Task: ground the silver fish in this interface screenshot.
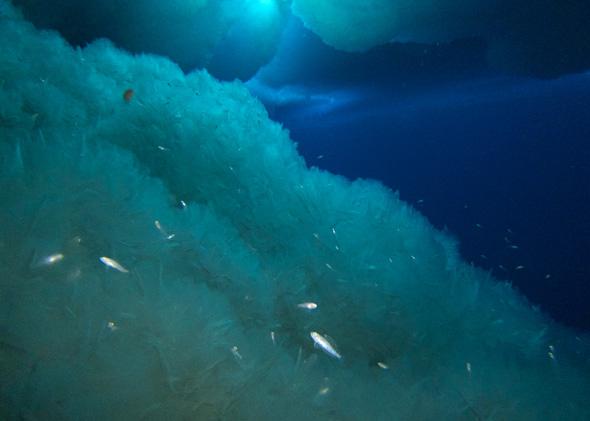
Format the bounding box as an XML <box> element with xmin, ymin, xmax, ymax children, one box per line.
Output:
<box><xmin>99</xmin><ymin>256</ymin><xmax>129</xmax><ymax>273</ymax></box>
<box><xmin>310</xmin><ymin>331</ymin><xmax>341</xmax><ymax>360</ymax></box>
<box><xmin>40</xmin><ymin>253</ymin><xmax>64</xmax><ymax>266</ymax></box>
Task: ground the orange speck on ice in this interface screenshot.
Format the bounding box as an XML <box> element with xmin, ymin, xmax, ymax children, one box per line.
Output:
<box><xmin>123</xmin><ymin>88</ymin><xmax>134</xmax><ymax>102</ymax></box>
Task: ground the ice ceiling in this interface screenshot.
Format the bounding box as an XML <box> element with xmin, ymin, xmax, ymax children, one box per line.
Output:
<box><xmin>11</xmin><ymin>0</ymin><xmax>590</xmax><ymax>79</ymax></box>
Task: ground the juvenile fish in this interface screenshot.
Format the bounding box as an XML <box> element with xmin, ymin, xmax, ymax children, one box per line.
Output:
<box><xmin>99</xmin><ymin>256</ymin><xmax>129</xmax><ymax>273</ymax></box>
<box><xmin>297</xmin><ymin>302</ymin><xmax>318</xmax><ymax>310</ymax></box>
<box><xmin>40</xmin><ymin>253</ymin><xmax>64</xmax><ymax>266</ymax></box>
<box><xmin>310</xmin><ymin>331</ymin><xmax>341</xmax><ymax>360</ymax></box>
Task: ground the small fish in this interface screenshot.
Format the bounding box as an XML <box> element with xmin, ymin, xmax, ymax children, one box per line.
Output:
<box><xmin>377</xmin><ymin>362</ymin><xmax>389</xmax><ymax>370</ymax></box>
<box><xmin>270</xmin><ymin>331</ymin><xmax>276</xmax><ymax>345</ymax></box>
<box><xmin>123</xmin><ymin>88</ymin><xmax>134</xmax><ymax>103</ymax></box>
<box><xmin>154</xmin><ymin>220</ymin><xmax>175</xmax><ymax>240</ymax></box>
<box><xmin>99</xmin><ymin>256</ymin><xmax>129</xmax><ymax>273</ymax></box>
<box><xmin>317</xmin><ymin>386</ymin><xmax>330</xmax><ymax>395</ymax></box>
<box><xmin>545</xmin><ymin>273</ymin><xmax>551</xmax><ymax>279</ymax></box>
<box><xmin>65</xmin><ymin>306</ymin><xmax>77</xmax><ymax>319</ymax></box>
<box><xmin>466</xmin><ymin>362</ymin><xmax>472</xmax><ymax>374</ymax></box>
<box><xmin>515</xmin><ymin>265</ymin><xmax>525</xmax><ymax>270</ymax></box>
<box><xmin>297</xmin><ymin>302</ymin><xmax>318</xmax><ymax>310</ymax></box>
<box><xmin>40</xmin><ymin>253</ymin><xmax>64</xmax><ymax>266</ymax></box>
<box><xmin>231</xmin><ymin>345</ymin><xmax>242</xmax><ymax>360</ymax></box>
<box><xmin>310</xmin><ymin>331</ymin><xmax>342</xmax><ymax>360</ymax></box>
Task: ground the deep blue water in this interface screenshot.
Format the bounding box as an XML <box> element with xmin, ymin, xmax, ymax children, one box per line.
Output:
<box><xmin>266</xmin><ymin>74</ymin><xmax>590</xmax><ymax>331</ymax></box>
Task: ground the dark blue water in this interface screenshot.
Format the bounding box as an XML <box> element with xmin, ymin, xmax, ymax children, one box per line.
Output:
<box><xmin>267</xmin><ymin>74</ymin><xmax>590</xmax><ymax>331</ymax></box>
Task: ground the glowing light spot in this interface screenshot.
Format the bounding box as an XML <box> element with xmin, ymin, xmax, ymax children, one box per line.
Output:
<box><xmin>248</xmin><ymin>0</ymin><xmax>279</xmax><ymax>22</ymax></box>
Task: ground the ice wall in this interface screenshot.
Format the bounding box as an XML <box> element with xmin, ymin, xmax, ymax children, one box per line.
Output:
<box><xmin>1</xmin><ymin>2</ymin><xmax>589</xmax><ymax>419</ymax></box>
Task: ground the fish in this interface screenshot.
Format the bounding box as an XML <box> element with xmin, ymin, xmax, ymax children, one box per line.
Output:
<box><xmin>231</xmin><ymin>345</ymin><xmax>243</xmax><ymax>360</ymax></box>
<box><xmin>99</xmin><ymin>256</ymin><xmax>129</xmax><ymax>273</ymax></box>
<box><xmin>310</xmin><ymin>331</ymin><xmax>341</xmax><ymax>360</ymax></box>
<box><xmin>154</xmin><ymin>220</ymin><xmax>176</xmax><ymax>240</ymax></box>
<box><xmin>40</xmin><ymin>253</ymin><xmax>64</xmax><ymax>266</ymax></box>
<box><xmin>297</xmin><ymin>302</ymin><xmax>318</xmax><ymax>310</ymax></box>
